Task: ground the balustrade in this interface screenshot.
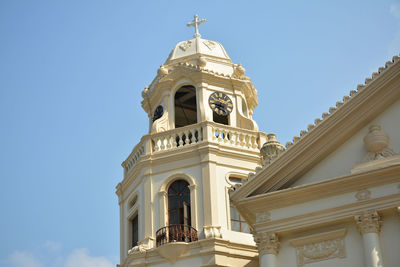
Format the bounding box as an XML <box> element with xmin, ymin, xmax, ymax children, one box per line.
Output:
<box><xmin>156</xmin><ymin>224</ymin><xmax>198</xmax><ymax>247</ymax></box>
<box><xmin>123</xmin><ymin>122</ymin><xmax>263</xmax><ymax>176</ymax></box>
<box><xmin>212</xmin><ymin>125</ymin><xmax>259</xmax><ymax>149</ymax></box>
<box><xmin>152</xmin><ymin>125</ymin><xmax>203</xmax><ymax>152</ymax></box>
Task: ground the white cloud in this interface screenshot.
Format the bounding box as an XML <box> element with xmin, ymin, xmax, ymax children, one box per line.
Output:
<box><xmin>42</xmin><ymin>241</ymin><xmax>62</xmax><ymax>253</ymax></box>
<box><xmin>7</xmin><ymin>246</ymin><xmax>114</xmax><ymax>267</ymax></box>
<box><xmin>64</xmin><ymin>249</ymin><xmax>113</xmax><ymax>267</ymax></box>
<box><xmin>390</xmin><ymin>3</ymin><xmax>400</xmax><ymax>19</ymax></box>
<box><xmin>8</xmin><ymin>251</ymin><xmax>44</xmax><ymax>267</ymax></box>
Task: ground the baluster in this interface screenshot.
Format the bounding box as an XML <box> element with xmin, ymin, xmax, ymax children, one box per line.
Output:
<box><xmin>172</xmin><ymin>134</ymin><xmax>178</xmax><ymax>148</ymax></box>
<box><xmin>185</xmin><ymin>130</ymin><xmax>190</xmax><ymax>145</ymax></box>
<box><xmin>154</xmin><ymin>138</ymin><xmax>160</xmax><ymax>151</ymax></box>
<box><xmin>240</xmin><ymin>134</ymin><xmax>245</xmax><ymax>146</ymax></box>
<box><xmin>178</xmin><ymin>132</ymin><xmax>184</xmax><ymax>147</ymax></box>
<box><xmin>245</xmin><ymin>135</ymin><xmax>250</xmax><ymax>148</ymax></box>
<box><xmin>223</xmin><ymin>130</ymin><xmax>228</xmax><ymax>143</ymax></box>
<box><xmin>166</xmin><ymin>135</ymin><xmax>172</xmax><ymax>149</ymax></box>
<box><xmin>251</xmin><ymin>136</ymin><xmax>257</xmax><ymax>148</ymax></box>
<box><xmin>229</xmin><ymin>131</ymin><xmax>235</xmax><ymax>144</ymax></box>
<box><xmin>160</xmin><ymin>137</ymin><xmax>166</xmax><ymax>150</ymax></box>
<box><xmin>190</xmin><ymin>129</ymin><xmax>196</xmax><ymax>143</ymax></box>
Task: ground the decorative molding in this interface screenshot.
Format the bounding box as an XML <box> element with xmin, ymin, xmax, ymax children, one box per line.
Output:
<box><xmin>253</xmin><ymin>232</ymin><xmax>279</xmax><ymax>256</ymax></box>
<box><xmin>151</xmin><ymin>110</ymin><xmax>169</xmax><ymax>133</ymax></box>
<box><xmin>179</xmin><ymin>40</ymin><xmax>192</xmax><ymax>51</ymax></box>
<box><xmin>290</xmin><ymin>229</ymin><xmax>347</xmax><ymax>267</ymax></box>
<box><xmin>355</xmin><ymin>189</ymin><xmax>371</xmax><ymax>201</ymax></box>
<box><xmin>255</xmin><ymin>211</ymin><xmax>271</xmax><ymax>224</ymax></box>
<box><xmin>203</xmin><ymin>226</ymin><xmax>222</xmax><ymax>239</ymax></box>
<box><xmin>355</xmin><ymin>210</ymin><xmax>382</xmax><ymax>234</ymax></box>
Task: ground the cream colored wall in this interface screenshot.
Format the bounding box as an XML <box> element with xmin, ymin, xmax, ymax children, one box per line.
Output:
<box><xmin>275</xmin><ymin>212</ymin><xmax>400</xmax><ymax>267</ymax></box>
<box><xmin>380</xmin><ymin>212</ymin><xmax>400</xmax><ymax>266</ymax></box>
<box><xmin>291</xmin><ymin>99</ymin><xmax>400</xmax><ymax>187</ymax></box>
<box><xmin>277</xmin><ymin>222</ymin><xmax>365</xmax><ymax>267</ymax></box>
<box><xmin>269</xmin><ymin>182</ymin><xmax>398</xmax><ymax>222</ymax></box>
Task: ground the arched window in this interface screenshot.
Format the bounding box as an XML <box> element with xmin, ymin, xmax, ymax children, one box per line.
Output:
<box><xmin>168</xmin><ymin>180</ymin><xmax>191</xmax><ymax>226</ymax></box>
<box><xmin>174</xmin><ymin>85</ymin><xmax>197</xmax><ymax>128</ymax></box>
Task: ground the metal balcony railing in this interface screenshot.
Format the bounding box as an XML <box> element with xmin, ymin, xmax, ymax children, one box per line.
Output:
<box><xmin>156</xmin><ymin>224</ymin><xmax>198</xmax><ymax>247</ymax></box>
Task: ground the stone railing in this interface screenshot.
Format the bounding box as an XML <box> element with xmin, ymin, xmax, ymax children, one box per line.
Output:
<box><xmin>211</xmin><ymin>123</ymin><xmax>260</xmax><ymax>150</ymax></box>
<box><xmin>122</xmin><ymin>141</ymin><xmax>146</xmax><ymax>175</ymax></box>
<box><xmin>123</xmin><ymin>122</ymin><xmax>266</xmax><ymax>176</ymax></box>
<box><xmin>152</xmin><ymin>124</ymin><xmax>203</xmax><ymax>152</ymax></box>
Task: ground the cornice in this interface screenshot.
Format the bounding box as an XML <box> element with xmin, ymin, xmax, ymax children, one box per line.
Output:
<box><xmin>232</xmin><ymin>58</ymin><xmax>400</xmax><ymax>200</ymax></box>
<box><xmin>143</xmin><ymin>64</ymin><xmax>258</xmax><ymax>115</ymax></box>
<box><xmin>253</xmin><ymin>194</ymin><xmax>400</xmax><ymax>234</ymax></box>
<box><xmin>235</xmin><ymin>164</ymin><xmax>400</xmax><ymax>212</ymax></box>
<box><xmin>123</xmin><ymin>238</ymin><xmax>258</xmax><ymax>267</ymax></box>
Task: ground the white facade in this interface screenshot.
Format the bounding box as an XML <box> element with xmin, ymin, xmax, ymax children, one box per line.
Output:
<box><xmin>116</xmin><ymin>16</ymin><xmax>266</xmax><ymax>267</ymax></box>
<box><xmin>117</xmin><ymin>15</ymin><xmax>400</xmax><ymax>267</ymax></box>
<box><xmin>231</xmin><ymin>55</ymin><xmax>400</xmax><ymax>267</ymax></box>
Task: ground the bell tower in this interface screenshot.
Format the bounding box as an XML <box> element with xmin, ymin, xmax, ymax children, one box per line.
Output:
<box><xmin>116</xmin><ymin>15</ymin><xmax>267</xmax><ymax>267</ymax></box>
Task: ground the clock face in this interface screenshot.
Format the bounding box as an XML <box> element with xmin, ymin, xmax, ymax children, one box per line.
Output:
<box><xmin>153</xmin><ymin>105</ymin><xmax>164</xmax><ymax>122</ymax></box>
<box><xmin>208</xmin><ymin>92</ymin><xmax>233</xmax><ymax>116</ymax></box>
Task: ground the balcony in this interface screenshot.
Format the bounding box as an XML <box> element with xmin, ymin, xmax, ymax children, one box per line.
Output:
<box><xmin>122</xmin><ymin>121</ymin><xmax>267</xmax><ymax>176</ymax></box>
<box><xmin>156</xmin><ymin>224</ymin><xmax>198</xmax><ymax>247</ymax></box>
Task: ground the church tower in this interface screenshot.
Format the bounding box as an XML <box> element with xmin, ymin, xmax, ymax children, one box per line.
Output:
<box><xmin>116</xmin><ymin>15</ymin><xmax>268</xmax><ymax>267</ymax></box>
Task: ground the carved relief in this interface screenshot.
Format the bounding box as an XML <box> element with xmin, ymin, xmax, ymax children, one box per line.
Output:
<box><xmin>203</xmin><ymin>226</ymin><xmax>222</xmax><ymax>239</ymax></box>
<box><xmin>203</xmin><ymin>40</ymin><xmax>216</xmax><ymax>50</ymax></box>
<box><xmin>179</xmin><ymin>40</ymin><xmax>192</xmax><ymax>51</ymax></box>
<box><xmin>290</xmin><ymin>229</ymin><xmax>347</xmax><ymax>267</ymax></box>
<box><xmin>151</xmin><ymin>110</ymin><xmax>169</xmax><ymax>133</ymax></box>
<box><xmin>254</xmin><ymin>232</ymin><xmax>279</xmax><ymax>256</ymax></box>
<box><xmin>255</xmin><ymin>211</ymin><xmax>271</xmax><ymax>223</ymax></box>
<box><xmin>354</xmin><ymin>210</ymin><xmax>382</xmax><ymax>234</ymax></box>
<box><xmin>355</xmin><ymin>189</ymin><xmax>371</xmax><ymax>201</ymax></box>
<box><xmin>363</xmin><ymin>125</ymin><xmax>397</xmax><ymax>161</ymax></box>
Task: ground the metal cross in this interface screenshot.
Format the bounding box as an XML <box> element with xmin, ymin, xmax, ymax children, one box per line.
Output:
<box><xmin>187</xmin><ymin>14</ymin><xmax>206</xmax><ymax>38</ymax></box>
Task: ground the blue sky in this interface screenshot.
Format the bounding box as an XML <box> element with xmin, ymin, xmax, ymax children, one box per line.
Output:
<box><xmin>0</xmin><ymin>1</ymin><xmax>399</xmax><ymax>266</ymax></box>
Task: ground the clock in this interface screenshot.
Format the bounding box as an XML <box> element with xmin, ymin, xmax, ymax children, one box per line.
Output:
<box><xmin>208</xmin><ymin>92</ymin><xmax>233</xmax><ymax>116</ymax></box>
<box><xmin>153</xmin><ymin>105</ymin><xmax>164</xmax><ymax>122</ymax></box>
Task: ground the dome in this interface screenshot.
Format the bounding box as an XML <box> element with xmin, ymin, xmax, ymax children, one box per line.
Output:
<box><xmin>164</xmin><ymin>37</ymin><xmax>231</xmax><ymax>65</ymax></box>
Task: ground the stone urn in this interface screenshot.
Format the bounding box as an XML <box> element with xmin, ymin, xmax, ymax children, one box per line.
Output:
<box><xmin>363</xmin><ymin>125</ymin><xmax>389</xmax><ymax>153</ymax></box>
<box><xmin>234</xmin><ymin>63</ymin><xmax>245</xmax><ymax>78</ymax></box>
<box><xmin>260</xmin><ymin>133</ymin><xmax>285</xmax><ymax>165</ymax></box>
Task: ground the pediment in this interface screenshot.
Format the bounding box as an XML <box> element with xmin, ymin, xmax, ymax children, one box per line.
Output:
<box><xmin>230</xmin><ymin>56</ymin><xmax>400</xmax><ymax>201</ymax></box>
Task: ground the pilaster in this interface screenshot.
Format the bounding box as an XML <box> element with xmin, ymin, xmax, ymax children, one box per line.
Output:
<box><xmin>254</xmin><ymin>232</ymin><xmax>279</xmax><ymax>267</ymax></box>
<box><xmin>354</xmin><ymin>210</ymin><xmax>384</xmax><ymax>267</ymax></box>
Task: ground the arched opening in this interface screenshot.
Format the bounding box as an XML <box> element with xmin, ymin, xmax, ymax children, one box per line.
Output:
<box><xmin>174</xmin><ymin>85</ymin><xmax>197</xmax><ymax>128</ymax></box>
<box><xmin>213</xmin><ymin>111</ymin><xmax>229</xmax><ymax>125</ymax></box>
<box><xmin>168</xmin><ymin>180</ymin><xmax>191</xmax><ymax>226</ymax></box>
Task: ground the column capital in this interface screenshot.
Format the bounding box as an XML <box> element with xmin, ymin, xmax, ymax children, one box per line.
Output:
<box><xmin>354</xmin><ymin>210</ymin><xmax>382</xmax><ymax>234</ymax></box>
<box><xmin>254</xmin><ymin>232</ymin><xmax>280</xmax><ymax>256</ymax></box>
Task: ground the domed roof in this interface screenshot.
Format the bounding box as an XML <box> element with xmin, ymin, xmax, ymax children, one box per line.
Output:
<box><xmin>164</xmin><ymin>37</ymin><xmax>231</xmax><ymax>65</ymax></box>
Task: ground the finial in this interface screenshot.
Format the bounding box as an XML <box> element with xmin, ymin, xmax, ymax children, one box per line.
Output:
<box><xmin>187</xmin><ymin>14</ymin><xmax>206</xmax><ymax>38</ymax></box>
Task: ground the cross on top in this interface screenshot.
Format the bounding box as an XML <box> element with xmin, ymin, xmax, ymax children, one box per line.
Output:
<box><xmin>187</xmin><ymin>14</ymin><xmax>206</xmax><ymax>38</ymax></box>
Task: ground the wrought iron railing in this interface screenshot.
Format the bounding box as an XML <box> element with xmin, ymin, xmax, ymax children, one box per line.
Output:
<box><xmin>156</xmin><ymin>224</ymin><xmax>198</xmax><ymax>247</ymax></box>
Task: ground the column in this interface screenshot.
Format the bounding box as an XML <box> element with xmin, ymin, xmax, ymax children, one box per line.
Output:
<box><xmin>354</xmin><ymin>210</ymin><xmax>384</xmax><ymax>267</ymax></box>
<box><xmin>254</xmin><ymin>232</ymin><xmax>279</xmax><ymax>267</ymax></box>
